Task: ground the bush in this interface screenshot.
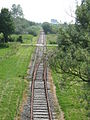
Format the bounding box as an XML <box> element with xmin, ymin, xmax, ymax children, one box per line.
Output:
<box><xmin>17</xmin><ymin>36</ymin><xmax>23</xmax><ymax>43</ymax></box>
<box><xmin>8</xmin><ymin>36</ymin><xmax>15</xmax><ymax>42</ymax></box>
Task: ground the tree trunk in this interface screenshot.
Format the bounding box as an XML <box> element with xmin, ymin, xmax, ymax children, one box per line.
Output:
<box><xmin>3</xmin><ymin>33</ymin><xmax>8</xmax><ymax>43</ymax></box>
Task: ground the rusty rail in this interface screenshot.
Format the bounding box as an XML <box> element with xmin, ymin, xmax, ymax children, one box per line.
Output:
<box><xmin>30</xmin><ymin>30</ymin><xmax>52</xmax><ymax>120</ymax></box>
<box><xmin>30</xmin><ymin>60</ymin><xmax>53</xmax><ymax>120</ymax></box>
<box><xmin>43</xmin><ymin>62</ymin><xmax>52</xmax><ymax>120</ymax></box>
<box><xmin>30</xmin><ymin>62</ymin><xmax>40</xmax><ymax>120</ymax></box>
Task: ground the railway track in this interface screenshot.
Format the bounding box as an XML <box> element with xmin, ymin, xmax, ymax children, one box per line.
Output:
<box><xmin>21</xmin><ymin>31</ymin><xmax>57</xmax><ymax>120</ymax></box>
<box><xmin>30</xmin><ymin>31</ymin><xmax>54</xmax><ymax>120</ymax></box>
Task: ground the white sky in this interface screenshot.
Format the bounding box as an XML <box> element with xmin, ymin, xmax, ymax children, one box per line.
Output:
<box><xmin>0</xmin><ymin>0</ymin><xmax>81</xmax><ymax>23</ymax></box>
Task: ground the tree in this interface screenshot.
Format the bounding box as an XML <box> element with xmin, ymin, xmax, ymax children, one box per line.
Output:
<box><xmin>42</xmin><ymin>22</ymin><xmax>52</xmax><ymax>34</ymax></box>
<box><xmin>11</xmin><ymin>4</ymin><xmax>24</xmax><ymax>18</ymax></box>
<box><xmin>0</xmin><ymin>8</ymin><xmax>15</xmax><ymax>42</ymax></box>
<box><xmin>76</xmin><ymin>0</ymin><xmax>90</xmax><ymax>30</ymax></box>
<box><xmin>49</xmin><ymin>0</ymin><xmax>90</xmax><ymax>83</ymax></box>
<box><xmin>75</xmin><ymin>0</ymin><xmax>90</xmax><ymax>48</ymax></box>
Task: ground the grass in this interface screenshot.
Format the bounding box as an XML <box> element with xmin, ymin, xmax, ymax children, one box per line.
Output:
<box><xmin>0</xmin><ymin>42</ymin><xmax>35</xmax><ymax>119</ymax></box>
<box><xmin>46</xmin><ymin>34</ymin><xmax>57</xmax><ymax>44</ymax></box>
<box><xmin>51</xmin><ymin>70</ymin><xmax>90</xmax><ymax>120</ymax></box>
<box><xmin>46</xmin><ymin>34</ymin><xmax>90</xmax><ymax>120</ymax></box>
<box><xmin>11</xmin><ymin>34</ymin><xmax>37</xmax><ymax>44</ymax></box>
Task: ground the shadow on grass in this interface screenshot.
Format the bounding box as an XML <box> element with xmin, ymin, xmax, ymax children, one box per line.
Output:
<box><xmin>0</xmin><ymin>43</ymin><xmax>9</xmax><ymax>49</ymax></box>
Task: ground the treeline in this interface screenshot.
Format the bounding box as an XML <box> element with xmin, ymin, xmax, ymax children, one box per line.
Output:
<box><xmin>14</xmin><ymin>17</ymin><xmax>38</xmax><ymax>35</ymax></box>
<box><xmin>0</xmin><ymin>4</ymin><xmax>40</xmax><ymax>43</ymax></box>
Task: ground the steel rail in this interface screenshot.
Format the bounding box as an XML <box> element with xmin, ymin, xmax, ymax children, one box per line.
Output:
<box><xmin>30</xmin><ymin>61</ymin><xmax>40</xmax><ymax>120</ymax></box>
<box><xmin>30</xmin><ymin>30</ymin><xmax>52</xmax><ymax>120</ymax></box>
<box><xmin>43</xmin><ymin>62</ymin><xmax>53</xmax><ymax>120</ymax></box>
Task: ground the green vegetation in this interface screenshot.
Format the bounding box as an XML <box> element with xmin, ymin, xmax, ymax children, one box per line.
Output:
<box><xmin>0</xmin><ymin>8</ymin><xmax>15</xmax><ymax>42</ymax></box>
<box><xmin>0</xmin><ymin>42</ymin><xmax>35</xmax><ymax>119</ymax></box>
<box><xmin>46</xmin><ymin>34</ymin><xmax>57</xmax><ymax>44</ymax></box>
<box><xmin>0</xmin><ymin>4</ymin><xmax>41</xmax><ymax>44</ymax></box>
<box><xmin>0</xmin><ymin>6</ymin><xmax>39</xmax><ymax>116</ymax></box>
<box><xmin>0</xmin><ymin>0</ymin><xmax>90</xmax><ymax>120</ymax></box>
<box><xmin>47</xmin><ymin>34</ymin><xmax>90</xmax><ymax>119</ymax></box>
<box><xmin>51</xmin><ymin>69</ymin><xmax>90</xmax><ymax>120</ymax></box>
<box><xmin>11</xmin><ymin>4</ymin><xmax>40</xmax><ymax>35</ymax></box>
<box><xmin>42</xmin><ymin>22</ymin><xmax>59</xmax><ymax>34</ymax></box>
<box><xmin>47</xmin><ymin>0</ymin><xmax>90</xmax><ymax>119</ymax></box>
<box><xmin>10</xmin><ymin>34</ymin><xmax>37</xmax><ymax>44</ymax></box>
<box><xmin>0</xmin><ymin>31</ymin><xmax>38</xmax><ymax>119</ymax></box>
<box><xmin>0</xmin><ymin>5</ymin><xmax>39</xmax><ymax>119</ymax></box>
<box><xmin>13</xmin><ymin>17</ymin><xmax>40</xmax><ymax>35</ymax></box>
<box><xmin>42</xmin><ymin>22</ymin><xmax>52</xmax><ymax>34</ymax></box>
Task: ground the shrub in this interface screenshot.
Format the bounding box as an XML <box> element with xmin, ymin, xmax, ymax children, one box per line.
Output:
<box><xmin>17</xmin><ymin>36</ymin><xmax>23</xmax><ymax>43</ymax></box>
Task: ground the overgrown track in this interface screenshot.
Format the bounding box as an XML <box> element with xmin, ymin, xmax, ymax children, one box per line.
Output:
<box><xmin>30</xmin><ymin>31</ymin><xmax>55</xmax><ymax>120</ymax></box>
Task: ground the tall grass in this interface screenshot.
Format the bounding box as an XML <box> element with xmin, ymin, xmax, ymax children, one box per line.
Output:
<box><xmin>0</xmin><ymin>42</ymin><xmax>35</xmax><ymax>119</ymax></box>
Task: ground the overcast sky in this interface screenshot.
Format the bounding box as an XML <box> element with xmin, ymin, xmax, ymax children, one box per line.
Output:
<box><xmin>0</xmin><ymin>0</ymin><xmax>81</xmax><ymax>23</ymax></box>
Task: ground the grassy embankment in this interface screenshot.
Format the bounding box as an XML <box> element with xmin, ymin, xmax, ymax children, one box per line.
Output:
<box><xmin>47</xmin><ymin>34</ymin><xmax>90</xmax><ymax>120</ymax></box>
<box><xmin>0</xmin><ymin>34</ymin><xmax>37</xmax><ymax>119</ymax></box>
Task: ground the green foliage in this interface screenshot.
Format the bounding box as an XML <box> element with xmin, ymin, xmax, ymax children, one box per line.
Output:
<box><xmin>75</xmin><ymin>0</ymin><xmax>90</xmax><ymax>50</ymax></box>
<box><xmin>57</xmin><ymin>26</ymin><xmax>71</xmax><ymax>49</ymax></box>
<box><xmin>13</xmin><ymin>17</ymin><xmax>39</xmax><ymax>35</ymax></box>
<box><xmin>42</xmin><ymin>22</ymin><xmax>52</xmax><ymax>34</ymax></box>
<box><xmin>42</xmin><ymin>22</ymin><xmax>59</xmax><ymax>34</ymax></box>
<box><xmin>47</xmin><ymin>42</ymin><xmax>90</xmax><ymax>120</ymax></box>
<box><xmin>55</xmin><ymin>1</ymin><xmax>90</xmax><ymax>82</ymax></box>
<box><xmin>48</xmin><ymin>1</ymin><xmax>90</xmax><ymax>119</ymax></box>
<box><xmin>0</xmin><ymin>5</ymin><xmax>40</xmax><ymax>43</ymax></box>
<box><xmin>0</xmin><ymin>33</ymin><xmax>4</xmax><ymax>43</ymax></box>
<box><xmin>0</xmin><ymin>5</ymin><xmax>40</xmax><ymax>44</ymax></box>
<box><xmin>76</xmin><ymin>0</ymin><xmax>90</xmax><ymax>30</ymax></box>
<box><xmin>0</xmin><ymin>8</ymin><xmax>15</xmax><ymax>42</ymax></box>
<box><xmin>10</xmin><ymin>34</ymin><xmax>37</xmax><ymax>44</ymax></box>
<box><xmin>11</xmin><ymin>4</ymin><xmax>40</xmax><ymax>35</ymax></box>
<box><xmin>47</xmin><ymin>34</ymin><xmax>57</xmax><ymax>44</ymax></box>
<box><xmin>51</xmin><ymin>24</ymin><xmax>59</xmax><ymax>34</ymax></box>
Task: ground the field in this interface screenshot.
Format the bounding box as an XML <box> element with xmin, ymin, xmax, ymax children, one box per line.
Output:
<box><xmin>0</xmin><ymin>35</ymin><xmax>36</xmax><ymax>119</ymax></box>
<box><xmin>46</xmin><ymin>34</ymin><xmax>57</xmax><ymax>44</ymax></box>
<box><xmin>11</xmin><ymin>34</ymin><xmax>37</xmax><ymax>44</ymax></box>
<box><xmin>47</xmin><ymin>34</ymin><xmax>90</xmax><ymax>120</ymax></box>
